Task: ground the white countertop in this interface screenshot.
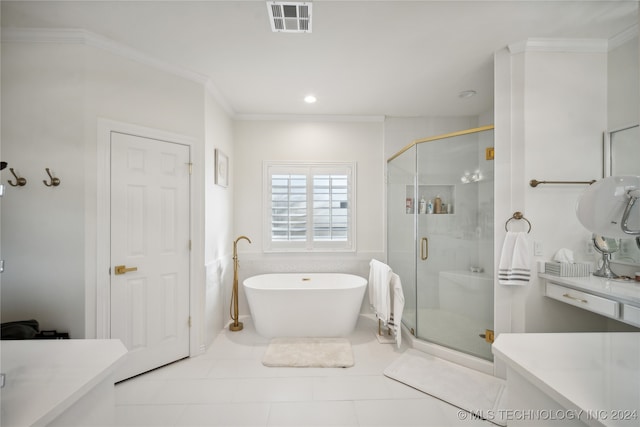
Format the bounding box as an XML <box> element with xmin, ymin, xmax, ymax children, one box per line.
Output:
<box><xmin>540</xmin><ymin>273</ymin><xmax>640</xmax><ymax>306</ymax></box>
<box><xmin>0</xmin><ymin>339</ymin><xmax>127</xmax><ymax>427</ymax></box>
<box><xmin>493</xmin><ymin>333</ymin><xmax>640</xmax><ymax>427</ymax></box>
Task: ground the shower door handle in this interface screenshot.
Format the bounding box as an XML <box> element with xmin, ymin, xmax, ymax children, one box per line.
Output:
<box><xmin>421</xmin><ymin>237</ymin><xmax>428</xmax><ymax>260</ymax></box>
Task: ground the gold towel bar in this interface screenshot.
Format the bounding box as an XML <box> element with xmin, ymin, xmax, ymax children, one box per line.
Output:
<box><xmin>530</xmin><ymin>179</ymin><xmax>596</xmax><ymax>187</ymax></box>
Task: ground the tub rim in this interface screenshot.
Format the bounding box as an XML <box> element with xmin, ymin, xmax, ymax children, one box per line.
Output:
<box><xmin>243</xmin><ymin>272</ymin><xmax>367</xmax><ymax>291</ymax></box>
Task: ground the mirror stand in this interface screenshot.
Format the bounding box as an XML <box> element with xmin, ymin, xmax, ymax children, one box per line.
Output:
<box><xmin>592</xmin><ymin>235</ymin><xmax>620</xmax><ymax>279</ymax></box>
<box><xmin>593</xmin><ymin>252</ymin><xmax>619</xmax><ymax>278</ymax></box>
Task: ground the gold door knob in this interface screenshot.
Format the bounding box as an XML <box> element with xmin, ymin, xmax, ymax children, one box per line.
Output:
<box><xmin>114</xmin><ymin>265</ymin><xmax>138</xmax><ymax>275</ymax></box>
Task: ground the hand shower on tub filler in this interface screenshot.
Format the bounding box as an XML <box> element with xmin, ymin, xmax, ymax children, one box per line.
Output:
<box><xmin>230</xmin><ymin>236</ymin><xmax>251</xmax><ymax>332</ymax></box>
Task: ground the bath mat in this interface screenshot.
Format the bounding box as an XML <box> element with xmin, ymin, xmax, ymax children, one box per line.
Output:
<box><xmin>262</xmin><ymin>337</ymin><xmax>354</xmax><ymax>368</ymax></box>
<box><xmin>384</xmin><ymin>349</ymin><xmax>507</xmax><ymax>426</ymax></box>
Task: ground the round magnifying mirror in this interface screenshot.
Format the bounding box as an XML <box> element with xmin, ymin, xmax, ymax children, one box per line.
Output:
<box><xmin>592</xmin><ymin>234</ymin><xmax>620</xmax><ymax>278</ymax></box>
<box><xmin>593</xmin><ymin>235</ymin><xmax>619</xmax><ymax>253</ymax></box>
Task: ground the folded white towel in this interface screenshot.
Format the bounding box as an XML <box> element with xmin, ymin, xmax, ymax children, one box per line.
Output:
<box><xmin>498</xmin><ymin>231</ymin><xmax>531</xmax><ymax>285</ymax></box>
<box><xmin>369</xmin><ymin>259</ymin><xmax>392</xmax><ymax>324</ymax></box>
<box><xmin>388</xmin><ymin>273</ymin><xmax>405</xmax><ymax>348</ymax></box>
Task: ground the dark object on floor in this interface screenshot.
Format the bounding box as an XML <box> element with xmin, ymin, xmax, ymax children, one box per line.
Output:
<box><xmin>1</xmin><ymin>319</ymin><xmax>39</xmax><ymax>339</ymax></box>
<box><xmin>34</xmin><ymin>330</ymin><xmax>70</xmax><ymax>340</ymax></box>
<box><xmin>1</xmin><ymin>320</ymin><xmax>70</xmax><ymax>339</ymax></box>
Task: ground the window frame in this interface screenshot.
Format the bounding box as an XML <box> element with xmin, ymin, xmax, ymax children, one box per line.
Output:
<box><xmin>263</xmin><ymin>161</ymin><xmax>356</xmax><ymax>253</ymax></box>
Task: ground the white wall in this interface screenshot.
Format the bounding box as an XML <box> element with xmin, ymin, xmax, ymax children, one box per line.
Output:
<box><xmin>1</xmin><ymin>35</ymin><xmax>215</xmax><ymax>345</ymax></box>
<box><xmin>1</xmin><ymin>42</ymin><xmax>85</xmax><ymax>338</ymax></box>
<box><xmin>608</xmin><ymin>34</ymin><xmax>639</xmax><ymax>130</ymax></box>
<box><xmin>204</xmin><ymin>89</ymin><xmax>235</xmax><ymax>343</ymax></box>
<box><xmin>232</xmin><ymin>119</ymin><xmax>385</xmax><ymax>316</ymax></box>
<box><xmin>384</xmin><ymin>116</ymin><xmax>480</xmax><ymax>161</ymax></box>
<box><xmin>494</xmin><ymin>41</ymin><xmax>626</xmax><ymax>351</ymax></box>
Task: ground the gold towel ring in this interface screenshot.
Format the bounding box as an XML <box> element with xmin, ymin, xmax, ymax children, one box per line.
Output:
<box><xmin>505</xmin><ymin>211</ymin><xmax>532</xmax><ymax>233</ymax></box>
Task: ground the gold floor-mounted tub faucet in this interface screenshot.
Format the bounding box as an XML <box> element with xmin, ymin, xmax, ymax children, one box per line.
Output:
<box><xmin>230</xmin><ymin>235</ymin><xmax>251</xmax><ymax>331</ymax></box>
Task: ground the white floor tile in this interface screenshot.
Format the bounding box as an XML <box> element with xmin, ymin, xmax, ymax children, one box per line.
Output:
<box><xmin>313</xmin><ymin>375</ymin><xmax>394</xmax><ymax>401</ymax></box>
<box><xmin>115</xmin><ymin>316</ymin><xmax>500</xmax><ymax>427</ymax></box>
<box><xmin>116</xmin><ymin>378</ymin><xmax>167</xmax><ymax>405</ymax></box>
<box><xmin>177</xmin><ymin>402</ymin><xmax>271</xmax><ymax>426</ymax></box>
<box><xmin>207</xmin><ymin>357</ymin><xmax>280</xmax><ymax>379</ymax></box>
<box><xmin>152</xmin><ymin>378</ymin><xmax>238</xmax><ymax>405</ymax></box>
<box><xmin>268</xmin><ymin>401</ymin><xmax>358</xmax><ymax>426</ymax></box>
<box><xmin>233</xmin><ymin>377</ymin><xmax>314</xmax><ymax>403</ymax></box>
<box><xmin>354</xmin><ymin>398</ymin><xmax>452</xmax><ymax>426</ymax></box>
<box><xmin>115</xmin><ymin>404</ymin><xmax>186</xmax><ymax>426</ymax></box>
<box><xmin>141</xmin><ymin>357</ymin><xmax>216</xmax><ymax>380</ymax></box>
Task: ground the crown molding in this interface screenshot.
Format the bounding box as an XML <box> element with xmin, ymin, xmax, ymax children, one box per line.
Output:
<box><xmin>2</xmin><ymin>28</ymin><xmax>210</xmax><ymax>84</ymax></box>
<box><xmin>508</xmin><ymin>37</ymin><xmax>609</xmax><ymax>54</ymax></box>
<box><xmin>234</xmin><ymin>114</ymin><xmax>386</xmax><ymax>123</ymax></box>
<box><xmin>608</xmin><ymin>24</ymin><xmax>638</xmax><ymax>51</ymax></box>
<box><xmin>2</xmin><ymin>27</ymin><xmax>237</xmax><ymax>117</ymax></box>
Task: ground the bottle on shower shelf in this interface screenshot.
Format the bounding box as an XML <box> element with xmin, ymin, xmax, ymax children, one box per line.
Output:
<box><xmin>419</xmin><ymin>195</ymin><xmax>426</xmax><ymax>214</ymax></box>
<box><xmin>434</xmin><ymin>195</ymin><xmax>442</xmax><ymax>214</ymax></box>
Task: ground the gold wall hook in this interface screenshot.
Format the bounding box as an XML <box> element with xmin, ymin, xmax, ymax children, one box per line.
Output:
<box><xmin>7</xmin><ymin>168</ymin><xmax>27</xmax><ymax>187</ymax></box>
<box><xmin>43</xmin><ymin>168</ymin><xmax>61</xmax><ymax>187</ymax></box>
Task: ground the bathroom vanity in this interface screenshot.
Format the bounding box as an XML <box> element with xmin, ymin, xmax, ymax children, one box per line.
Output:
<box><xmin>539</xmin><ymin>273</ymin><xmax>640</xmax><ymax>328</ymax></box>
<box><xmin>493</xmin><ymin>332</ymin><xmax>640</xmax><ymax>427</ymax></box>
<box><xmin>1</xmin><ymin>339</ymin><xmax>127</xmax><ymax>426</ymax></box>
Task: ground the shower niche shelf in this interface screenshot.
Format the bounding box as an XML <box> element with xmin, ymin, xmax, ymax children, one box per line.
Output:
<box><xmin>405</xmin><ymin>184</ymin><xmax>455</xmax><ymax>214</ymax></box>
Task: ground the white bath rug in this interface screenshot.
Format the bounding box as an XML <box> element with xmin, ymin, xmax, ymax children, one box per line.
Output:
<box><xmin>262</xmin><ymin>337</ymin><xmax>354</xmax><ymax>368</ymax></box>
<box><xmin>384</xmin><ymin>349</ymin><xmax>507</xmax><ymax>426</ymax></box>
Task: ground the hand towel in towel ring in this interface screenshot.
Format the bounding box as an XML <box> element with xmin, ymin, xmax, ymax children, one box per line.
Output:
<box><xmin>505</xmin><ymin>212</ymin><xmax>532</xmax><ymax>233</ymax></box>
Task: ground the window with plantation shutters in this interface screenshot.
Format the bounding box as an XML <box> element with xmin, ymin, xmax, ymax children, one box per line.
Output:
<box><xmin>264</xmin><ymin>162</ymin><xmax>355</xmax><ymax>252</ymax></box>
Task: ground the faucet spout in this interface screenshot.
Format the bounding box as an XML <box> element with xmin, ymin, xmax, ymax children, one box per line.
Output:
<box><xmin>233</xmin><ymin>235</ymin><xmax>252</xmax><ymax>259</ymax></box>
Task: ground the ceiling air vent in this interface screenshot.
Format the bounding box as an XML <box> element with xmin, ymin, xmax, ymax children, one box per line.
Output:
<box><xmin>267</xmin><ymin>1</ymin><xmax>312</xmax><ymax>33</ymax></box>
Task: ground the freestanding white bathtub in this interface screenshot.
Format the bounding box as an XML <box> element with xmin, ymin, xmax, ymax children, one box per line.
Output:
<box><xmin>243</xmin><ymin>273</ymin><xmax>367</xmax><ymax>338</ymax></box>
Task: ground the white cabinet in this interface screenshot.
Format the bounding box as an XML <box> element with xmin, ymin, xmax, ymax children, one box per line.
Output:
<box><xmin>545</xmin><ymin>282</ymin><xmax>619</xmax><ymax>318</ymax></box>
<box><xmin>622</xmin><ymin>304</ymin><xmax>640</xmax><ymax>327</ymax></box>
<box><xmin>1</xmin><ymin>340</ymin><xmax>127</xmax><ymax>426</ymax></box>
<box><xmin>540</xmin><ymin>273</ymin><xmax>640</xmax><ymax>328</ymax></box>
<box><xmin>493</xmin><ymin>333</ymin><xmax>640</xmax><ymax>427</ymax></box>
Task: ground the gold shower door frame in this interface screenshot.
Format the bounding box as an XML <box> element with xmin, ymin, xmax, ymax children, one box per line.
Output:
<box><xmin>387</xmin><ymin>125</ymin><xmax>495</xmax><ymax>361</ymax></box>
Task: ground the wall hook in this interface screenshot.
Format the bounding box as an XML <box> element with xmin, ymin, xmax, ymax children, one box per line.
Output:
<box><xmin>7</xmin><ymin>168</ymin><xmax>27</xmax><ymax>187</ymax></box>
<box><xmin>43</xmin><ymin>168</ymin><xmax>61</xmax><ymax>187</ymax></box>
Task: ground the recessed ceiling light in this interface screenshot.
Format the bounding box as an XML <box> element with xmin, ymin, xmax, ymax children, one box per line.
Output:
<box><xmin>458</xmin><ymin>90</ymin><xmax>477</xmax><ymax>99</ymax></box>
<box><xmin>304</xmin><ymin>95</ymin><xmax>317</xmax><ymax>104</ymax></box>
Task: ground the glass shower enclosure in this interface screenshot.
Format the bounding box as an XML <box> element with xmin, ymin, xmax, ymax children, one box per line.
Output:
<box><xmin>387</xmin><ymin>126</ymin><xmax>495</xmax><ymax>361</ymax></box>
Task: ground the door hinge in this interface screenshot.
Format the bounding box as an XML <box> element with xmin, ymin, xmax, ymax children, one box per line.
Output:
<box><xmin>480</xmin><ymin>329</ymin><xmax>495</xmax><ymax>343</ymax></box>
<box><xmin>188</xmin><ymin>316</ymin><xmax>192</xmax><ymax>327</ymax></box>
<box><xmin>187</xmin><ymin>162</ymin><xmax>193</xmax><ymax>175</ymax></box>
<box><xmin>189</xmin><ymin>240</ymin><xmax>192</xmax><ymax>251</ymax></box>
<box><xmin>485</xmin><ymin>147</ymin><xmax>495</xmax><ymax>161</ymax></box>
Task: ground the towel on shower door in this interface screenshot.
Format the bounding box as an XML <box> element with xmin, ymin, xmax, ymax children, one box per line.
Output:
<box><xmin>368</xmin><ymin>259</ymin><xmax>392</xmax><ymax>325</ymax></box>
<box><xmin>498</xmin><ymin>231</ymin><xmax>531</xmax><ymax>285</ymax></box>
<box><xmin>388</xmin><ymin>273</ymin><xmax>405</xmax><ymax>348</ymax></box>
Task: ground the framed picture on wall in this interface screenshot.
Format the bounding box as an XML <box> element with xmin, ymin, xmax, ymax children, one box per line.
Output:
<box><xmin>215</xmin><ymin>149</ymin><xmax>229</xmax><ymax>187</ymax></box>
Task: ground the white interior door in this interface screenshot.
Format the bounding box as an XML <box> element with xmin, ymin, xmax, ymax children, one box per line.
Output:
<box><xmin>110</xmin><ymin>131</ymin><xmax>191</xmax><ymax>381</ymax></box>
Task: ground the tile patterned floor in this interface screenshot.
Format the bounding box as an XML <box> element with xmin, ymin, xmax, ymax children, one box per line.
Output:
<box><xmin>115</xmin><ymin>315</ymin><xmax>494</xmax><ymax>426</ymax></box>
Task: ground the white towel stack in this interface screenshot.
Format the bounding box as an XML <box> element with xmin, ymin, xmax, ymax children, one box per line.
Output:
<box><xmin>368</xmin><ymin>259</ymin><xmax>392</xmax><ymax>323</ymax></box>
<box><xmin>498</xmin><ymin>231</ymin><xmax>531</xmax><ymax>285</ymax></box>
<box><xmin>368</xmin><ymin>259</ymin><xmax>405</xmax><ymax>348</ymax></box>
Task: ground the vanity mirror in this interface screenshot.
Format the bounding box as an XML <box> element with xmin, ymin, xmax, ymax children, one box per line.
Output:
<box><xmin>602</xmin><ymin>126</ymin><xmax>640</xmax><ymax>266</ymax></box>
